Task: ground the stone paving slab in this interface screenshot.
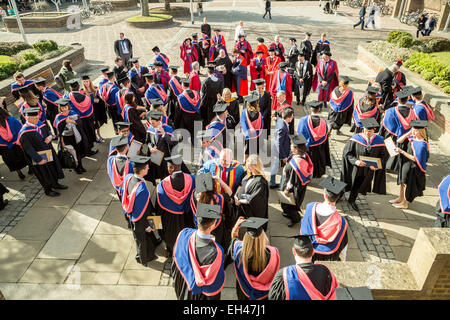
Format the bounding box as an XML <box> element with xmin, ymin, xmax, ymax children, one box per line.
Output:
<box><xmin>19</xmin><ymin>259</ymin><xmax>75</xmax><ymax>284</ymax></box>
<box><xmin>32</xmin><ymin>178</ymin><xmax>89</xmax><ymax>208</ymax></box>
<box><xmin>37</xmin><ymin>204</ymin><xmax>107</xmax><ymax>260</ymax></box>
<box><xmin>75</xmin><ymin>170</ymin><xmax>117</xmax><ymax>205</ymax></box>
<box><xmin>66</xmin><ymin>271</ymin><xmax>122</xmax><ymax>285</ymax></box>
<box><xmin>118</xmin><ymin>269</ymin><xmax>162</xmax><ymax>286</ymax></box>
<box><xmin>378</xmin><ymin>219</ymin><xmax>428</xmax><ymax>248</ymax></box>
<box><xmin>123</xmin><ymin>244</ymin><xmax>167</xmax><ymax>271</ymax></box>
<box><xmin>94</xmin><ymin>201</ymin><xmax>130</xmax><ymax>235</ymax></box>
<box><xmin>0</xmin><ymin>240</ymin><xmax>45</xmax><ymax>283</ymax></box>
<box><xmin>4</xmin><ymin>206</ymin><xmax>70</xmax><ymax>241</ymax></box>
<box><xmin>76</xmin><ymin>234</ymin><xmax>133</xmax><ymax>272</ymax></box>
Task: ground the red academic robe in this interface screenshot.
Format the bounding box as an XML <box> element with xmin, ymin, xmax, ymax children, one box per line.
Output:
<box><xmin>270</xmin><ymin>70</ymin><xmax>293</xmax><ymax>110</ymax></box>
<box><xmin>249</xmin><ymin>57</ymin><xmax>266</xmax><ymax>91</ymax></box>
<box><xmin>312</xmin><ymin>58</ymin><xmax>339</xmax><ymax>102</ymax></box>
<box><xmin>180</xmin><ymin>43</ymin><xmax>199</xmax><ymax>75</ymax></box>
<box><xmin>235</xmin><ymin>40</ymin><xmax>254</xmax><ymax>65</ymax></box>
<box><xmin>265</xmin><ymin>56</ymin><xmax>280</xmax><ymax>92</ymax></box>
<box><xmin>189</xmin><ymin>71</ymin><xmax>201</xmax><ymax>91</ymax></box>
<box><xmin>269</xmin><ymin>42</ymin><xmax>285</xmax><ymax>62</ymax></box>
<box><xmin>254</xmin><ymin>44</ymin><xmax>269</xmax><ymax>59</ymax></box>
<box><xmin>231</xmin><ymin>56</ymin><xmax>249</xmax><ymax>97</ymax></box>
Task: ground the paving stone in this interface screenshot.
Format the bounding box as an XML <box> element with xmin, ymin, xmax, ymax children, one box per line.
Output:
<box><xmin>372</xmin><ymin>239</ymin><xmax>381</xmax><ymax>245</ymax></box>
<box><xmin>118</xmin><ymin>269</ymin><xmax>162</xmax><ymax>286</ymax></box>
<box><xmin>19</xmin><ymin>259</ymin><xmax>75</xmax><ymax>284</ymax></box>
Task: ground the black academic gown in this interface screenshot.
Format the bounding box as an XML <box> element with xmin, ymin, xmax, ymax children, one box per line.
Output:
<box><xmin>259</xmin><ymin>91</ymin><xmax>272</xmax><ymax>136</ymax></box>
<box><xmin>244</xmin><ymin>110</ymin><xmax>265</xmax><ymax>156</ymax></box>
<box><xmin>171</xmin><ymin>233</ymin><xmax>221</xmax><ymax>300</ymax></box>
<box><xmin>308</xmin><ymin>115</ymin><xmax>332</xmax><ymax>178</ymax></box>
<box><xmin>168</xmin><ymin>76</ymin><xmax>181</xmax><ymax>122</ymax></box>
<box><xmin>268</xmin><ymin>262</ymin><xmax>333</xmax><ymax>300</ymax></box>
<box><xmin>300</xmin><ymin>39</ymin><xmax>313</xmax><ymax>61</ymax></box>
<box><xmin>215</xmin><ymin>56</ymin><xmax>233</xmax><ymax>90</ymax></box>
<box><xmin>375</xmin><ymin>68</ymin><xmax>394</xmax><ymax>111</ymax></box>
<box><xmin>174</xmin><ymin>90</ymin><xmax>203</xmax><ymax>143</ymax></box>
<box><xmin>130</xmin><ymin>66</ymin><xmax>150</xmax><ymax>101</ymax></box>
<box><xmin>235</xmin><ymin>175</ymin><xmax>269</xmax><ymax>226</ymax></box>
<box><xmin>0</xmin><ymin>143</ymin><xmax>28</xmax><ymax>172</ymax></box>
<box><xmin>294</xmin><ymin>60</ymin><xmax>313</xmax><ymax>105</ymax></box>
<box><xmin>328</xmin><ymin>87</ymin><xmax>354</xmax><ymax>130</ymax></box>
<box><xmin>397</xmin><ymin>138</ymin><xmax>427</xmax><ymax>203</ymax></box>
<box><xmin>90</xmin><ymin>89</ymin><xmax>108</xmax><ymax>128</ymax></box>
<box><xmin>70</xmin><ymin>91</ymin><xmax>97</xmax><ymax>149</ymax></box>
<box><xmin>280</xmin><ymin>154</ymin><xmax>309</xmax><ymax>223</ymax></box>
<box><xmin>126</xmin><ymin>175</ymin><xmax>159</xmax><ymax>265</ymax></box>
<box><xmin>127</xmin><ymin>107</ymin><xmax>146</xmax><ymax>142</ymax></box>
<box><xmin>434</xmin><ymin>201</ymin><xmax>450</xmax><ymax>228</ymax></box>
<box><xmin>156</xmin><ymin>172</ymin><xmax>195</xmax><ymax>256</ymax></box>
<box><xmin>200</xmin><ymin>76</ymin><xmax>224</xmax><ymax>127</ymax></box>
<box><xmin>144</xmin><ymin>130</ymin><xmax>178</xmax><ymax>184</ymax></box>
<box><xmin>40</xmin><ymin>97</ymin><xmax>59</xmax><ymax>136</ymax></box>
<box><xmin>56</xmin><ymin>114</ymin><xmax>90</xmax><ymax>164</ymax></box>
<box><xmin>341</xmin><ymin>135</ymin><xmax>388</xmax><ymax>203</ymax></box>
<box><xmin>226</xmin><ymin>99</ymin><xmax>240</xmax><ymax>131</ymax></box>
<box><xmin>19</xmin><ymin>124</ymin><xmax>64</xmax><ymax>192</ymax></box>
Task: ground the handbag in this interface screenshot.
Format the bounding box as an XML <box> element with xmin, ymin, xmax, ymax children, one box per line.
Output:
<box><xmin>58</xmin><ymin>147</ymin><xmax>76</xmax><ymax>169</ymax></box>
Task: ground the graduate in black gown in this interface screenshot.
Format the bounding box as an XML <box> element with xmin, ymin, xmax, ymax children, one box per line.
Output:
<box><xmin>218</xmin><ymin>88</ymin><xmax>240</xmax><ymax>131</ymax></box>
<box><xmin>34</xmin><ymin>77</ymin><xmax>59</xmax><ymax>137</ymax></box>
<box><xmin>121</xmin><ymin>155</ymin><xmax>162</xmax><ymax>266</ymax></box>
<box><xmin>0</xmin><ymin>108</ymin><xmax>28</xmax><ymax>179</ymax></box>
<box><xmin>191</xmin><ymin>173</ymin><xmax>233</xmax><ymax>250</ymax></box>
<box><xmin>350</xmin><ymin>86</ymin><xmax>380</xmax><ymax>133</ymax></box>
<box><xmin>341</xmin><ymin>118</ymin><xmax>387</xmax><ymax>212</ymax></box>
<box><xmin>296</xmin><ymin>101</ymin><xmax>331</xmax><ymax>178</ymax></box>
<box><xmin>175</xmin><ymin>78</ymin><xmax>202</xmax><ymax>144</ymax></box>
<box><xmin>128</xmin><ymin>58</ymin><xmax>149</xmax><ymax>102</ymax></box>
<box><xmin>167</xmin><ymin>66</ymin><xmax>183</xmax><ymax>123</ymax></box>
<box><xmin>200</xmin><ymin>65</ymin><xmax>224</xmax><ymax>127</ymax></box>
<box><xmin>235</xmin><ymin>155</ymin><xmax>269</xmax><ymax>224</ymax></box>
<box><xmin>229</xmin><ymin>217</ymin><xmax>280</xmax><ymax>300</ymax></box>
<box><xmin>268</xmin><ymin>235</ymin><xmax>338</xmax><ymax>300</ymax></box>
<box><xmin>171</xmin><ymin>203</ymin><xmax>226</xmax><ymax>300</ymax></box>
<box><xmin>156</xmin><ymin>154</ymin><xmax>195</xmax><ymax>257</ymax></box>
<box><xmin>280</xmin><ymin>134</ymin><xmax>314</xmax><ymax>227</ymax></box>
<box><xmin>18</xmin><ymin>108</ymin><xmax>67</xmax><ymax>197</ymax></box>
<box><xmin>215</xmin><ymin>49</ymin><xmax>233</xmax><ymax>90</ymax></box>
<box><xmin>391</xmin><ymin>120</ymin><xmax>429</xmax><ymax>209</ymax></box>
<box><xmin>254</xmin><ymin>79</ymin><xmax>272</xmax><ymax>137</ymax></box>
<box><xmin>435</xmin><ymin>175</ymin><xmax>450</xmax><ymax>228</ymax></box>
<box><xmin>122</xmin><ymin>92</ymin><xmax>146</xmax><ymax>143</ymax></box>
<box><xmin>328</xmin><ymin>76</ymin><xmax>354</xmax><ymax>134</ymax></box>
<box><xmin>81</xmin><ymin>75</ymin><xmax>108</xmax><ymax>142</ymax></box>
<box><xmin>240</xmin><ymin>93</ymin><xmax>265</xmax><ymax>160</ymax></box>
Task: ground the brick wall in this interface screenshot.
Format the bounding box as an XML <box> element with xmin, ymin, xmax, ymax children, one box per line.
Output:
<box><xmin>431</xmin><ymin>260</ymin><xmax>450</xmax><ymax>298</ymax></box>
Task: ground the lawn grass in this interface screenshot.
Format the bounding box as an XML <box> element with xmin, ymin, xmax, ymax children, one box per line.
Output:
<box><xmin>127</xmin><ymin>14</ymin><xmax>171</xmax><ymax>22</ymax></box>
<box><xmin>0</xmin><ymin>55</ymin><xmax>13</xmax><ymax>65</ymax></box>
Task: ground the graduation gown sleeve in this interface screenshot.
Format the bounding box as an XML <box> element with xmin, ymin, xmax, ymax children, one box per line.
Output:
<box><xmin>268</xmin><ymin>269</ymin><xmax>286</xmax><ymax>300</ymax></box>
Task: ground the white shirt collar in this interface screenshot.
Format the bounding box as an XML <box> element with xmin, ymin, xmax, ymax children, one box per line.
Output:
<box><xmin>316</xmin><ymin>201</ymin><xmax>336</xmax><ymax>217</ymax></box>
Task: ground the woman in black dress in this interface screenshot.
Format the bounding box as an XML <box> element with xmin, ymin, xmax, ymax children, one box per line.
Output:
<box><xmin>218</xmin><ymin>88</ymin><xmax>240</xmax><ymax>130</ymax></box>
<box><xmin>82</xmin><ymin>75</ymin><xmax>107</xmax><ymax>143</ymax></box>
<box><xmin>0</xmin><ymin>109</ymin><xmax>28</xmax><ymax>179</ymax></box>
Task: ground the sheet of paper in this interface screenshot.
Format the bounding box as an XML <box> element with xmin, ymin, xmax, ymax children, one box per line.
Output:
<box><xmin>150</xmin><ymin>148</ymin><xmax>164</xmax><ymax>166</ymax></box>
<box><xmin>127</xmin><ymin>140</ymin><xmax>142</xmax><ymax>158</ymax></box>
<box><xmin>277</xmin><ymin>191</ymin><xmax>295</xmax><ymax>205</ymax></box>
<box><xmin>384</xmin><ymin>137</ymin><xmax>398</xmax><ymax>157</ymax></box>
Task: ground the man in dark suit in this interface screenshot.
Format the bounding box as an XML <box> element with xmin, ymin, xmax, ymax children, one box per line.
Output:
<box><xmin>113</xmin><ymin>57</ymin><xmax>128</xmax><ymax>84</ymax></box>
<box><xmin>294</xmin><ymin>52</ymin><xmax>313</xmax><ymax>106</ymax></box>
<box><xmin>270</xmin><ymin>108</ymin><xmax>294</xmax><ymax>189</ymax></box>
<box><xmin>375</xmin><ymin>63</ymin><xmax>400</xmax><ymax>111</ymax></box>
<box><xmin>114</xmin><ymin>33</ymin><xmax>133</xmax><ymax>68</ymax></box>
<box><xmin>300</xmin><ymin>32</ymin><xmax>313</xmax><ymax>61</ymax></box>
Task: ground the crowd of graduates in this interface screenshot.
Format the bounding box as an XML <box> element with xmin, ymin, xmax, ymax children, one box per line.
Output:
<box><xmin>2</xmin><ymin>22</ymin><xmax>449</xmax><ymax>301</ymax></box>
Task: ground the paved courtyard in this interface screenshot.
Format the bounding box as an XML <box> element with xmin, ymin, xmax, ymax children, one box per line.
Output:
<box><xmin>0</xmin><ymin>0</ymin><xmax>449</xmax><ymax>299</ymax></box>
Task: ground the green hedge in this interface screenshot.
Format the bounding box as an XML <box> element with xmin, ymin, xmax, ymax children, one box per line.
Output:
<box><xmin>32</xmin><ymin>40</ymin><xmax>58</xmax><ymax>55</ymax></box>
<box><xmin>387</xmin><ymin>31</ymin><xmax>450</xmax><ymax>52</ymax></box>
<box><xmin>386</xmin><ymin>30</ymin><xmax>413</xmax><ymax>48</ymax></box>
<box><xmin>0</xmin><ymin>42</ymin><xmax>32</xmax><ymax>56</ymax></box>
<box><xmin>404</xmin><ymin>52</ymin><xmax>450</xmax><ymax>91</ymax></box>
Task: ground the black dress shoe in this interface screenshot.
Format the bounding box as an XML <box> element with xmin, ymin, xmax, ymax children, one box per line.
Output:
<box><xmin>288</xmin><ymin>220</ymin><xmax>299</xmax><ymax>227</ymax></box>
<box><xmin>154</xmin><ymin>237</ymin><xmax>163</xmax><ymax>246</ymax></box>
<box><xmin>87</xmin><ymin>149</ymin><xmax>98</xmax><ymax>156</ymax></box>
<box><xmin>54</xmin><ymin>184</ymin><xmax>68</xmax><ymax>190</ymax></box>
<box><xmin>349</xmin><ymin>201</ymin><xmax>359</xmax><ymax>212</ymax></box>
<box><xmin>75</xmin><ymin>167</ymin><xmax>83</xmax><ymax>174</ymax></box>
<box><xmin>0</xmin><ymin>199</ymin><xmax>9</xmax><ymax>211</ymax></box>
<box><xmin>28</xmin><ymin>167</ymin><xmax>34</xmax><ymax>175</ymax></box>
<box><xmin>81</xmin><ymin>167</ymin><xmax>87</xmax><ymax>173</ymax></box>
<box><xmin>269</xmin><ymin>184</ymin><xmax>280</xmax><ymax>189</ymax></box>
<box><xmin>282</xmin><ymin>212</ymin><xmax>289</xmax><ymax>218</ymax></box>
<box><xmin>45</xmin><ymin>190</ymin><xmax>60</xmax><ymax>197</ymax></box>
<box><xmin>18</xmin><ymin>172</ymin><xmax>25</xmax><ymax>180</ymax></box>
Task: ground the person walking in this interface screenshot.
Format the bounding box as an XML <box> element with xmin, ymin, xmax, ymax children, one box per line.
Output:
<box><xmin>234</xmin><ymin>21</ymin><xmax>245</xmax><ymax>42</ymax></box>
<box><xmin>263</xmin><ymin>0</ymin><xmax>271</xmax><ymax>20</ymax></box>
<box><xmin>114</xmin><ymin>33</ymin><xmax>133</xmax><ymax>69</ymax></box>
<box><xmin>416</xmin><ymin>14</ymin><xmax>426</xmax><ymax>38</ymax></box>
<box><xmin>353</xmin><ymin>2</ymin><xmax>366</xmax><ymax>30</ymax></box>
<box><xmin>365</xmin><ymin>2</ymin><xmax>376</xmax><ymax>29</ymax></box>
<box><xmin>424</xmin><ymin>15</ymin><xmax>437</xmax><ymax>36</ymax></box>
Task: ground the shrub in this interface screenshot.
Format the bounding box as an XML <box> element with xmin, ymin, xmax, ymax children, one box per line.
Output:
<box><xmin>18</xmin><ymin>60</ymin><xmax>37</xmax><ymax>70</ymax></box>
<box><xmin>386</xmin><ymin>31</ymin><xmax>412</xmax><ymax>44</ymax></box>
<box><xmin>439</xmin><ymin>80</ymin><xmax>450</xmax><ymax>88</ymax></box>
<box><xmin>32</xmin><ymin>40</ymin><xmax>58</xmax><ymax>55</ymax></box>
<box><xmin>0</xmin><ymin>42</ymin><xmax>32</xmax><ymax>56</ymax></box>
<box><xmin>443</xmin><ymin>86</ymin><xmax>450</xmax><ymax>94</ymax></box>
<box><xmin>366</xmin><ymin>40</ymin><xmax>412</xmax><ymax>64</ymax></box>
<box><xmin>422</xmin><ymin>71</ymin><xmax>435</xmax><ymax>81</ymax></box>
<box><xmin>432</xmin><ymin>76</ymin><xmax>443</xmax><ymax>84</ymax></box>
<box><xmin>0</xmin><ymin>61</ymin><xmax>19</xmax><ymax>77</ymax></box>
<box><xmin>21</xmin><ymin>52</ymin><xmax>40</xmax><ymax>62</ymax></box>
<box><xmin>417</xmin><ymin>36</ymin><xmax>450</xmax><ymax>53</ymax></box>
<box><xmin>397</xmin><ymin>34</ymin><xmax>414</xmax><ymax>48</ymax></box>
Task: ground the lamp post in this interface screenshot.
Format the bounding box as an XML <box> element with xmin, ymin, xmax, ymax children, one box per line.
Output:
<box><xmin>190</xmin><ymin>0</ymin><xmax>194</xmax><ymax>24</ymax></box>
<box><xmin>444</xmin><ymin>1</ymin><xmax>450</xmax><ymax>32</ymax></box>
<box><xmin>10</xmin><ymin>0</ymin><xmax>28</xmax><ymax>44</ymax></box>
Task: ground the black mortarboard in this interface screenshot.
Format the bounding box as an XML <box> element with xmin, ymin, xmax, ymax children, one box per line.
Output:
<box><xmin>290</xmin><ymin>134</ymin><xmax>307</xmax><ymax>147</ymax></box>
<box><xmin>340</xmin><ymin>76</ymin><xmax>352</xmax><ymax>84</ymax></box>
<box><xmin>100</xmin><ymin>67</ymin><xmax>109</xmax><ymax>73</ymax></box>
<box><xmin>147</xmin><ymin>110</ymin><xmax>163</xmax><ymax>121</ymax></box>
<box><xmin>165</xmin><ymin>154</ymin><xmax>183</xmax><ymax>166</ymax></box>
<box><xmin>153</xmin><ymin>61</ymin><xmax>163</xmax><ymax>67</ymax></box>
<box><xmin>206</xmin><ymin>64</ymin><xmax>216</xmax><ymax>71</ymax></box>
<box><xmin>306</xmin><ymin>100</ymin><xmax>323</xmax><ymax>109</ymax></box>
<box><xmin>410</xmin><ymin>120</ymin><xmax>428</xmax><ymax>129</ymax></box>
<box><xmin>130</xmin><ymin>58</ymin><xmax>139</xmax><ymax>63</ymax></box>
<box><xmin>244</xmin><ymin>92</ymin><xmax>259</xmax><ymax>104</ymax></box>
<box><xmin>181</xmin><ymin>78</ymin><xmax>191</xmax><ymax>86</ymax></box>
<box><xmin>290</xmin><ymin>234</ymin><xmax>316</xmax><ymax>250</ymax></box>
<box><xmin>169</xmin><ymin>66</ymin><xmax>179</xmax><ymax>72</ymax></box>
<box><xmin>118</xmin><ymin>76</ymin><xmax>130</xmax><ymax>84</ymax></box>
<box><xmin>238</xmin><ymin>34</ymin><xmax>246</xmax><ymax>38</ymax></box>
<box><xmin>18</xmin><ymin>87</ymin><xmax>29</xmax><ymax>94</ymax></box>
<box><xmin>116</xmin><ymin>121</ymin><xmax>131</xmax><ymax>130</ymax></box>
<box><xmin>213</xmin><ymin>28</ymin><xmax>221</xmax><ymax>32</ymax></box>
<box><xmin>366</xmin><ymin>86</ymin><xmax>380</xmax><ymax>94</ymax></box>
<box><xmin>257</xmin><ymin>37</ymin><xmax>264</xmax><ymax>43</ymax></box>
<box><xmin>395</xmin><ymin>90</ymin><xmax>411</xmax><ymax>99</ymax></box>
<box><xmin>33</xmin><ymin>77</ymin><xmax>46</xmax><ymax>85</ymax></box>
<box><xmin>111</xmin><ymin>135</ymin><xmax>129</xmax><ymax>148</ymax></box>
<box><xmin>278</xmin><ymin>62</ymin><xmax>288</xmax><ymax>69</ymax></box>
<box><xmin>289</xmin><ymin>37</ymin><xmax>297</xmax><ymax>42</ymax></box>
<box><xmin>66</xmin><ymin>78</ymin><xmax>80</xmax><ymax>87</ymax></box>
<box><xmin>410</xmin><ymin>86</ymin><xmax>422</xmax><ymax>95</ymax></box>
<box><xmin>268</xmin><ymin>47</ymin><xmax>275</xmax><ymax>52</ymax></box>
<box><xmin>298</xmin><ymin>52</ymin><xmax>306</xmax><ymax>57</ymax></box>
<box><xmin>360</xmin><ymin>118</ymin><xmax>380</xmax><ymax>129</ymax></box>
<box><xmin>197</xmin><ymin>130</ymin><xmax>212</xmax><ymax>140</ymax></box>
<box><xmin>253</xmin><ymin>78</ymin><xmax>265</xmax><ymax>85</ymax></box>
<box><xmin>143</xmin><ymin>73</ymin><xmax>154</xmax><ymax>80</ymax></box>
<box><xmin>321</xmin><ymin>50</ymin><xmax>332</xmax><ymax>56</ymax></box>
<box><xmin>401</xmin><ymin>85</ymin><xmax>414</xmax><ymax>92</ymax></box>
<box><xmin>152</xmin><ymin>46</ymin><xmax>160</xmax><ymax>52</ymax></box>
<box><xmin>319</xmin><ymin>176</ymin><xmax>347</xmax><ymax>196</ymax></box>
<box><xmin>255</xmin><ymin>50</ymin><xmax>264</xmax><ymax>55</ymax></box>
<box><xmin>196</xmin><ymin>173</ymin><xmax>214</xmax><ymax>193</ymax></box>
<box><xmin>149</xmin><ymin>98</ymin><xmax>164</xmax><ymax>107</ymax></box>
<box><xmin>106</xmin><ymin>71</ymin><xmax>115</xmax><ymax>77</ymax></box>
<box><xmin>55</xmin><ymin>98</ymin><xmax>70</xmax><ymax>106</ymax></box>
<box><xmin>306</xmin><ymin>32</ymin><xmax>312</xmax><ymax>36</ymax></box>
<box><xmin>192</xmin><ymin>33</ymin><xmax>198</xmax><ymax>38</ymax></box>
<box><xmin>196</xmin><ymin>203</ymin><xmax>221</xmax><ymax>223</ymax></box>
<box><xmin>82</xmin><ymin>75</ymin><xmax>90</xmax><ymax>80</ymax></box>
<box><xmin>22</xmin><ymin>107</ymin><xmax>40</xmax><ymax>116</ymax></box>
<box><xmin>241</xmin><ymin>217</ymin><xmax>268</xmax><ymax>237</ymax></box>
<box><xmin>213</xmin><ymin>101</ymin><xmax>228</xmax><ymax>114</ymax></box>
<box><xmin>130</xmin><ymin>155</ymin><xmax>150</xmax><ymax>164</ymax></box>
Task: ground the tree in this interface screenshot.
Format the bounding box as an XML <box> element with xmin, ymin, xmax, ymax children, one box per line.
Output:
<box><xmin>141</xmin><ymin>0</ymin><xmax>149</xmax><ymax>17</ymax></box>
<box><xmin>165</xmin><ymin>0</ymin><xmax>171</xmax><ymax>11</ymax></box>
